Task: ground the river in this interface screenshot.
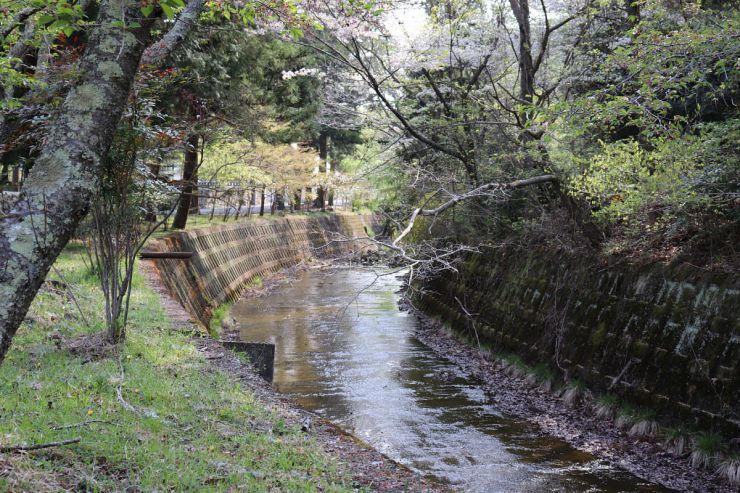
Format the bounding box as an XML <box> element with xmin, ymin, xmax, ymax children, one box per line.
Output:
<box><xmin>232</xmin><ymin>267</ymin><xmax>668</xmax><ymax>492</ymax></box>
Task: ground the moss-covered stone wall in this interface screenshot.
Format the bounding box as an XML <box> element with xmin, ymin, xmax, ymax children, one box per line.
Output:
<box><xmin>147</xmin><ymin>214</ymin><xmax>377</xmax><ymax>329</ymax></box>
<box><xmin>416</xmin><ymin>249</ymin><xmax>740</xmax><ymax>434</ymax></box>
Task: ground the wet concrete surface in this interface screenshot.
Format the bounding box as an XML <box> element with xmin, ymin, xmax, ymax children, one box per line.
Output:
<box><xmin>233</xmin><ymin>267</ymin><xmax>670</xmax><ymax>492</ymax></box>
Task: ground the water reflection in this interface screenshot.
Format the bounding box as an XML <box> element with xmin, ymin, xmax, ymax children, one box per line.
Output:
<box><xmin>233</xmin><ymin>267</ymin><xmax>669</xmax><ymax>493</ymax></box>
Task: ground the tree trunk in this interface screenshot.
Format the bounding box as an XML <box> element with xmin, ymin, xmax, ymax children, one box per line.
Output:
<box><xmin>316</xmin><ymin>187</ymin><xmax>325</xmax><ymax>211</ymax></box>
<box><xmin>171</xmin><ymin>134</ymin><xmax>199</xmax><ymax>229</ymax></box>
<box><xmin>509</xmin><ymin>0</ymin><xmax>539</xmax><ymax>150</ymax></box>
<box><xmin>259</xmin><ymin>186</ymin><xmax>265</xmax><ymax>216</ymax></box>
<box><xmin>189</xmin><ymin>166</ymin><xmax>199</xmax><ymax>214</ymax></box>
<box><xmin>510</xmin><ymin>0</ymin><xmax>534</xmax><ymax>105</ymax></box>
<box><xmin>233</xmin><ymin>190</ymin><xmax>243</xmax><ymax>220</ymax></box>
<box><xmin>0</xmin><ymin>1</ymin><xmax>158</xmax><ymax>363</ymax></box>
<box><xmin>316</xmin><ymin>132</ymin><xmax>327</xmax><ymax>211</ymax></box>
<box><xmin>293</xmin><ymin>190</ymin><xmax>301</xmax><ymax>211</ymax></box>
<box><xmin>0</xmin><ymin>163</ymin><xmax>8</xmax><ymax>188</ymax></box>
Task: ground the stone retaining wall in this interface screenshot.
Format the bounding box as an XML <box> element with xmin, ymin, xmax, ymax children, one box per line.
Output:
<box><xmin>416</xmin><ymin>249</ymin><xmax>740</xmax><ymax>434</ymax></box>
<box><xmin>147</xmin><ymin>214</ymin><xmax>377</xmax><ymax>328</ymax></box>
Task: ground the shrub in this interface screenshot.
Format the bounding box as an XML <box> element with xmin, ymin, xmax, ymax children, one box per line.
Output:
<box><xmin>527</xmin><ymin>363</ymin><xmax>556</xmax><ymax>391</ymax></box>
<box><xmin>615</xmin><ymin>405</ymin><xmax>636</xmax><ymax>430</ymax></box>
<box><xmin>594</xmin><ymin>393</ymin><xmax>619</xmax><ymax>420</ymax></box>
<box><xmin>499</xmin><ymin>354</ymin><xmax>528</xmax><ymax>378</ymax></box>
<box><xmin>690</xmin><ymin>432</ymin><xmax>723</xmax><ymax>469</ymax></box>
<box><xmin>661</xmin><ymin>426</ymin><xmax>692</xmax><ymax>456</ymax></box>
<box><xmin>561</xmin><ymin>380</ymin><xmax>587</xmax><ymax>407</ymax></box>
<box><xmin>716</xmin><ymin>454</ymin><xmax>740</xmax><ymax>486</ymax></box>
<box><xmin>628</xmin><ymin>410</ymin><xmax>659</xmax><ymax>439</ymax></box>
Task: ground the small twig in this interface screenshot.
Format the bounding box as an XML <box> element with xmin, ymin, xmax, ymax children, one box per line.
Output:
<box><xmin>116</xmin><ymin>355</ymin><xmax>137</xmax><ymax>414</ymax></box>
<box><xmin>116</xmin><ymin>355</ymin><xmax>159</xmax><ymax>418</ymax></box>
<box><xmin>49</xmin><ymin>420</ymin><xmax>113</xmax><ymax>430</ymax></box>
<box><xmin>0</xmin><ymin>437</ymin><xmax>80</xmax><ymax>453</ymax></box>
<box><xmin>51</xmin><ymin>265</ymin><xmax>91</xmax><ymax>327</ymax></box>
<box><xmin>454</xmin><ymin>296</ymin><xmax>481</xmax><ymax>351</ymax></box>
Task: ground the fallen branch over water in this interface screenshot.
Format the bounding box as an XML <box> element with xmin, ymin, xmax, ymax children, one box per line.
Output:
<box><xmin>393</xmin><ymin>174</ymin><xmax>559</xmax><ymax>246</ymax></box>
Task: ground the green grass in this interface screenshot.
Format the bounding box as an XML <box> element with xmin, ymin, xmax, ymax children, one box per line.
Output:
<box><xmin>0</xmin><ymin>247</ymin><xmax>357</xmax><ymax>492</ymax></box>
<box><xmin>150</xmin><ymin>212</ymin><xmax>282</xmax><ymax>240</ymax></box>
<box><xmin>593</xmin><ymin>393</ymin><xmax>619</xmax><ymax>419</ymax></box>
<box><xmin>208</xmin><ymin>302</ymin><xmax>234</xmax><ymax>338</ymax></box>
<box><xmin>527</xmin><ymin>363</ymin><xmax>556</xmax><ymax>391</ymax></box>
<box><xmin>615</xmin><ymin>405</ymin><xmax>636</xmax><ymax>430</ymax></box>
<box><xmin>661</xmin><ymin>426</ymin><xmax>692</xmax><ymax>456</ymax></box>
<box><xmin>561</xmin><ymin>379</ymin><xmax>586</xmax><ymax>406</ymax></box>
<box><xmin>628</xmin><ymin>409</ymin><xmax>659</xmax><ymax>438</ymax></box>
<box><xmin>151</xmin><ymin>209</ymin><xmax>344</xmax><ymax>239</ymax></box>
<box><xmin>690</xmin><ymin>432</ymin><xmax>723</xmax><ymax>469</ymax></box>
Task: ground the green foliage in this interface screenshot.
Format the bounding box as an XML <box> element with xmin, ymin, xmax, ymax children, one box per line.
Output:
<box><xmin>662</xmin><ymin>425</ymin><xmax>693</xmax><ymax>456</ymax></box>
<box><xmin>561</xmin><ymin>379</ymin><xmax>587</xmax><ymax>406</ymax></box>
<box><xmin>691</xmin><ymin>432</ymin><xmax>723</xmax><ymax>469</ymax></box>
<box><xmin>594</xmin><ymin>393</ymin><xmax>619</xmax><ymax>419</ymax></box>
<box><xmin>526</xmin><ymin>363</ymin><xmax>556</xmax><ymax>391</ymax></box>
<box><xmin>565</xmin><ymin>120</ymin><xmax>739</xmax><ymax>228</ymax></box>
<box><xmin>628</xmin><ymin>409</ymin><xmax>658</xmax><ymax>438</ymax></box>
<box><xmin>716</xmin><ymin>454</ymin><xmax>740</xmax><ymax>486</ymax></box>
<box><xmin>158</xmin><ymin>0</ymin><xmax>185</xmax><ymax>19</ymax></box>
<box><xmin>565</xmin><ymin>5</ymin><xmax>740</xmax><ymax>140</ymax></box>
<box><xmin>169</xmin><ymin>24</ymin><xmax>323</xmax><ymax>143</ymax></box>
<box><xmin>338</xmin><ymin>132</ymin><xmax>394</xmax><ymax>211</ymax></box>
<box><xmin>545</xmin><ymin>4</ymin><xmax>740</xmax><ymax>257</ymax></box>
<box><xmin>209</xmin><ymin>301</ymin><xmax>233</xmax><ymax>337</ymax></box>
<box><xmin>0</xmin><ymin>249</ymin><xmax>356</xmax><ymax>491</ymax></box>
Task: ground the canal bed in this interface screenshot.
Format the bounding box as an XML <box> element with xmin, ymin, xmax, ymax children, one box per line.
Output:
<box><xmin>232</xmin><ymin>267</ymin><xmax>668</xmax><ymax>492</ymax></box>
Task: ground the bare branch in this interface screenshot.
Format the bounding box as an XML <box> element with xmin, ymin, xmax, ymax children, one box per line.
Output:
<box><xmin>393</xmin><ymin>174</ymin><xmax>559</xmax><ymax>245</ymax></box>
<box><xmin>349</xmin><ymin>38</ymin><xmax>468</xmax><ymax>164</ymax></box>
<box><xmin>0</xmin><ymin>437</ymin><xmax>80</xmax><ymax>453</ymax></box>
<box><xmin>140</xmin><ymin>0</ymin><xmax>205</xmax><ymax>65</ymax></box>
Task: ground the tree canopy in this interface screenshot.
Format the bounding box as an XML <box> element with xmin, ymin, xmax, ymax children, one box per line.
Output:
<box><xmin>0</xmin><ymin>0</ymin><xmax>738</xmax><ymax>362</ymax></box>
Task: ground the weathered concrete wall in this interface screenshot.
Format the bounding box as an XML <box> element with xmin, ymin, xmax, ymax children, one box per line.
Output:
<box><xmin>416</xmin><ymin>249</ymin><xmax>740</xmax><ymax>434</ymax></box>
<box><xmin>148</xmin><ymin>214</ymin><xmax>377</xmax><ymax>328</ymax></box>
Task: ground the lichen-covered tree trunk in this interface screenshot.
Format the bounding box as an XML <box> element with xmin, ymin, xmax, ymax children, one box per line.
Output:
<box><xmin>0</xmin><ymin>1</ymin><xmax>157</xmax><ymax>363</ymax></box>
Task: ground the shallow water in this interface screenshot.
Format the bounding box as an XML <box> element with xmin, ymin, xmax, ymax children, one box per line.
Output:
<box><xmin>233</xmin><ymin>267</ymin><xmax>669</xmax><ymax>492</ymax></box>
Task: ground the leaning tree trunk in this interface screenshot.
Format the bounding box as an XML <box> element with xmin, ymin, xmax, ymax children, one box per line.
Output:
<box><xmin>0</xmin><ymin>1</ymin><xmax>158</xmax><ymax>363</ymax></box>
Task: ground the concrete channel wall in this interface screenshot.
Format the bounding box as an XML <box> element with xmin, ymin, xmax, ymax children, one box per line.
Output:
<box><xmin>147</xmin><ymin>214</ymin><xmax>377</xmax><ymax>328</ymax></box>
<box><xmin>416</xmin><ymin>249</ymin><xmax>740</xmax><ymax>434</ymax></box>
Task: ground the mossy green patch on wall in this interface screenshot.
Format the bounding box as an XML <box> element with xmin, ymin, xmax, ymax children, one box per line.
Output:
<box><xmin>417</xmin><ymin>248</ymin><xmax>740</xmax><ymax>435</ymax></box>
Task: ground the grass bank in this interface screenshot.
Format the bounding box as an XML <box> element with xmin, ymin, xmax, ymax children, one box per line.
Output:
<box><xmin>0</xmin><ymin>244</ymin><xmax>357</xmax><ymax>492</ymax></box>
<box><xmin>151</xmin><ymin>210</ymin><xmax>340</xmax><ymax>239</ymax></box>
